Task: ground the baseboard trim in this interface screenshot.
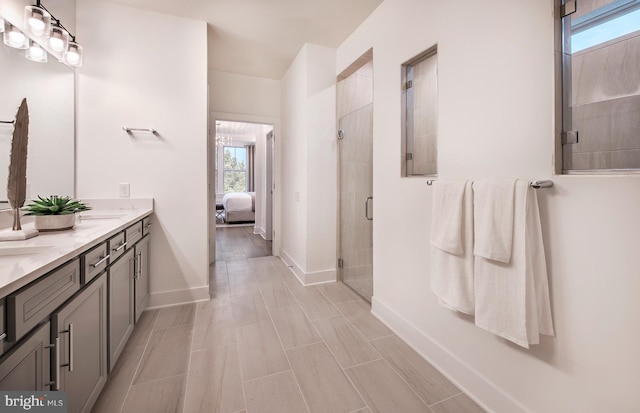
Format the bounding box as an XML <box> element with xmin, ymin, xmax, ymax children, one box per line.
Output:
<box><xmin>148</xmin><ymin>286</ymin><xmax>210</xmax><ymax>309</ymax></box>
<box><xmin>280</xmin><ymin>250</ymin><xmax>336</xmax><ymax>285</ymax></box>
<box><xmin>371</xmin><ymin>297</ymin><xmax>530</xmax><ymax>413</ymax></box>
<box><xmin>254</xmin><ymin>226</ymin><xmax>266</xmax><ymax>239</ymax></box>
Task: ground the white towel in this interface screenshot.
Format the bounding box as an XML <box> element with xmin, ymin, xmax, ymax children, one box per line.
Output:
<box><xmin>474</xmin><ymin>180</ymin><xmax>554</xmax><ymax>348</ymax></box>
<box><xmin>473</xmin><ymin>179</ymin><xmax>516</xmax><ymax>263</ymax></box>
<box><xmin>430</xmin><ymin>180</ymin><xmax>475</xmax><ymax>314</ymax></box>
<box><xmin>431</xmin><ymin>180</ymin><xmax>466</xmax><ymax>254</ymax></box>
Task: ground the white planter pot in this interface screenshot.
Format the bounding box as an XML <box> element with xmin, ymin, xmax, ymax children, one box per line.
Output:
<box><xmin>34</xmin><ymin>214</ymin><xmax>76</xmax><ymax>231</ymax></box>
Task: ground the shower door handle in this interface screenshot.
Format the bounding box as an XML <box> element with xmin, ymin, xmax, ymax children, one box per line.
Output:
<box><xmin>365</xmin><ymin>196</ymin><xmax>373</xmax><ymax>221</ymax></box>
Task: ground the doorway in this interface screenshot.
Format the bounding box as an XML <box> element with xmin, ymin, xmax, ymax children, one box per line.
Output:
<box><xmin>337</xmin><ymin>52</ymin><xmax>374</xmax><ymax>301</ymax></box>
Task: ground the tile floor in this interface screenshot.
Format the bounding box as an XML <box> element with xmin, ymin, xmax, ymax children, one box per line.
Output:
<box><xmin>92</xmin><ymin>252</ymin><xmax>486</xmax><ymax>413</ymax></box>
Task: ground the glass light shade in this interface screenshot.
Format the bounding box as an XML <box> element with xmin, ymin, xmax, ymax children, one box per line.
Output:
<box><xmin>64</xmin><ymin>41</ymin><xmax>83</xmax><ymax>67</ymax></box>
<box><xmin>3</xmin><ymin>21</ymin><xmax>29</xmax><ymax>49</ymax></box>
<box><xmin>24</xmin><ymin>5</ymin><xmax>51</xmax><ymax>38</ymax></box>
<box><xmin>0</xmin><ymin>18</ymin><xmax>4</xmax><ymax>34</ymax></box>
<box><xmin>25</xmin><ymin>40</ymin><xmax>48</xmax><ymax>63</ymax></box>
<box><xmin>49</xmin><ymin>25</ymin><xmax>69</xmax><ymax>56</ymax></box>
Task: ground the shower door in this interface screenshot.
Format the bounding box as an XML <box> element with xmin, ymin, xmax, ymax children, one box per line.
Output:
<box><xmin>338</xmin><ymin>103</ymin><xmax>373</xmax><ymax>301</ymax></box>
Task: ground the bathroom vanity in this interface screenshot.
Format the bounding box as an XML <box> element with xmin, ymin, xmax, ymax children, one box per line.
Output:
<box><xmin>0</xmin><ymin>201</ymin><xmax>153</xmax><ymax>413</ymax></box>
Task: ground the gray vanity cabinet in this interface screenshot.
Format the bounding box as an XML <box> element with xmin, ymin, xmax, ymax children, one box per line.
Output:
<box><xmin>108</xmin><ymin>248</ymin><xmax>135</xmax><ymax>371</ymax></box>
<box><xmin>134</xmin><ymin>235</ymin><xmax>150</xmax><ymax>323</ymax></box>
<box><xmin>52</xmin><ymin>273</ymin><xmax>107</xmax><ymax>413</ymax></box>
<box><xmin>0</xmin><ymin>322</ymin><xmax>51</xmax><ymax>391</ymax></box>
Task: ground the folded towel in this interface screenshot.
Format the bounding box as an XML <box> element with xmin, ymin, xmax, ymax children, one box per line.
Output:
<box><xmin>473</xmin><ymin>178</ymin><xmax>517</xmax><ymax>263</ymax></box>
<box><xmin>431</xmin><ymin>180</ymin><xmax>475</xmax><ymax>314</ymax></box>
<box><xmin>431</xmin><ymin>180</ymin><xmax>467</xmax><ymax>255</ymax></box>
<box><xmin>474</xmin><ymin>180</ymin><xmax>554</xmax><ymax>348</ymax></box>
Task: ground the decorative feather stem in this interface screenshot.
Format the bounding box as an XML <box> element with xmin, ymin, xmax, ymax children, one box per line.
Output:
<box><xmin>7</xmin><ymin>98</ymin><xmax>29</xmax><ymax>231</ymax></box>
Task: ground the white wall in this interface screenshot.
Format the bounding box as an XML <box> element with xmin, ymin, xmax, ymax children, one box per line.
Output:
<box><xmin>209</xmin><ymin>70</ymin><xmax>280</xmax><ymax>119</ymax></box>
<box><xmin>280</xmin><ymin>43</ymin><xmax>337</xmax><ymax>283</ymax></box>
<box><xmin>76</xmin><ymin>0</ymin><xmax>209</xmax><ymax>307</ymax></box>
<box><xmin>336</xmin><ymin>0</ymin><xmax>640</xmax><ymax>412</ymax></box>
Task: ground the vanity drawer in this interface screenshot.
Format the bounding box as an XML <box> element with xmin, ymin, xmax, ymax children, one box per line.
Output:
<box><xmin>7</xmin><ymin>259</ymin><xmax>80</xmax><ymax>342</ymax></box>
<box><xmin>126</xmin><ymin>221</ymin><xmax>143</xmax><ymax>246</ymax></box>
<box><xmin>108</xmin><ymin>231</ymin><xmax>128</xmax><ymax>262</ymax></box>
<box><xmin>142</xmin><ymin>216</ymin><xmax>152</xmax><ymax>237</ymax></box>
<box><xmin>82</xmin><ymin>242</ymin><xmax>109</xmax><ymax>284</ymax></box>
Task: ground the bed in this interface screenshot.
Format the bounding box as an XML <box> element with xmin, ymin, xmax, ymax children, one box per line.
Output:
<box><xmin>222</xmin><ymin>192</ymin><xmax>256</xmax><ymax>223</ymax></box>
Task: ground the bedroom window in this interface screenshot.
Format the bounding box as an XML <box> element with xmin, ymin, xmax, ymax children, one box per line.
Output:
<box><xmin>558</xmin><ymin>0</ymin><xmax>640</xmax><ymax>172</ymax></box>
<box><xmin>401</xmin><ymin>45</ymin><xmax>438</xmax><ymax>177</ymax></box>
<box><xmin>223</xmin><ymin>146</ymin><xmax>247</xmax><ymax>193</ymax></box>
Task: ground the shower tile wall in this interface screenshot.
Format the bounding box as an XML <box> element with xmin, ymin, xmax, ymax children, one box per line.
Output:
<box><xmin>565</xmin><ymin>24</ymin><xmax>640</xmax><ymax>170</ymax></box>
<box><xmin>338</xmin><ymin>60</ymin><xmax>374</xmax><ymax>300</ymax></box>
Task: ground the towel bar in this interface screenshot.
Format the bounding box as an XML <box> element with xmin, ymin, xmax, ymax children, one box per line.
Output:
<box><xmin>427</xmin><ymin>179</ymin><xmax>553</xmax><ymax>188</ymax></box>
<box><xmin>0</xmin><ymin>121</ymin><xmax>15</xmax><ymax>124</ymax></box>
<box><xmin>530</xmin><ymin>180</ymin><xmax>553</xmax><ymax>189</ymax></box>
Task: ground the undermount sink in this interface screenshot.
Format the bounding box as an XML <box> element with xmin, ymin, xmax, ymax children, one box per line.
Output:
<box><xmin>78</xmin><ymin>212</ymin><xmax>128</xmax><ymax>220</ymax></box>
<box><xmin>0</xmin><ymin>245</ymin><xmax>53</xmax><ymax>257</ymax></box>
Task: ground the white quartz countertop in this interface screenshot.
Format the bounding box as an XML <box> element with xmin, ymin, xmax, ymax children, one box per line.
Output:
<box><xmin>0</xmin><ymin>206</ymin><xmax>153</xmax><ymax>297</ymax></box>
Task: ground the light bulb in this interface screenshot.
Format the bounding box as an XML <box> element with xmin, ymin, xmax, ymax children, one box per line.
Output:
<box><xmin>26</xmin><ymin>40</ymin><xmax>47</xmax><ymax>63</ymax></box>
<box><xmin>50</xmin><ymin>36</ymin><xmax>63</xmax><ymax>51</ymax></box>
<box><xmin>8</xmin><ymin>30</ymin><xmax>26</xmax><ymax>47</ymax></box>
<box><xmin>29</xmin><ymin>16</ymin><xmax>45</xmax><ymax>33</ymax></box>
<box><xmin>29</xmin><ymin>45</ymin><xmax>44</xmax><ymax>59</ymax></box>
<box><xmin>66</xmin><ymin>50</ymin><xmax>79</xmax><ymax>65</ymax></box>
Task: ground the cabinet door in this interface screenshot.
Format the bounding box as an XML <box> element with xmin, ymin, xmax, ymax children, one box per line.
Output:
<box><xmin>53</xmin><ymin>273</ymin><xmax>107</xmax><ymax>413</ymax></box>
<box><xmin>134</xmin><ymin>235</ymin><xmax>150</xmax><ymax>323</ymax></box>
<box><xmin>0</xmin><ymin>322</ymin><xmax>51</xmax><ymax>391</ymax></box>
<box><xmin>108</xmin><ymin>249</ymin><xmax>135</xmax><ymax>371</ymax></box>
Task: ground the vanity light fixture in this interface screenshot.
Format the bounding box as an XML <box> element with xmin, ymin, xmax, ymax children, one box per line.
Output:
<box><xmin>21</xmin><ymin>1</ymin><xmax>84</xmax><ymax>67</ymax></box>
<box><xmin>49</xmin><ymin>25</ymin><xmax>69</xmax><ymax>56</ymax></box>
<box><xmin>3</xmin><ymin>21</ymin><xmax>28</xmax><ymax>50</ymax></box>
<box><xmin>24</xmin><ymin>4</ymin><xmax>51</xmax><ymax>39</ymax></box>
<box><xmin>25</xmin><ymin>39</ymin><xmax>47</xmax><ymax>63</ymax></box>
<box><xmin>64</xmin><ymin>41</ymin><xmax>83</xmax><ymax>67</ymax></box>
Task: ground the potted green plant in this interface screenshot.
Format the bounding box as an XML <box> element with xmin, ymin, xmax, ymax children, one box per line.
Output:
<box><xmin>23</xmin><ymin>195</ymin><xmax>91</xmax><ymax>231</ymax></box>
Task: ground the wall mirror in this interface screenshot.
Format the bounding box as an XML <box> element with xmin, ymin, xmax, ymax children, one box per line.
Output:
<box><xmin>0</xmin><ymin>15</ymin><xmax>74</xmax><ymax>211</ymax></box>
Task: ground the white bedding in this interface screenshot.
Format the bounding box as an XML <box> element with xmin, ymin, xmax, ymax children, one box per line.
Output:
<box><xmin>222</xmin><ymin>192</ymin><xmax>253</xmax><ymax>212</ymax></box>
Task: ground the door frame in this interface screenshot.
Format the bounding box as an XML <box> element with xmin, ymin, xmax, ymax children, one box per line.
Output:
<box><xmin>208</xmin><ymin>112</ymin><xmax>281</xmax><ymax>264</ymax></box>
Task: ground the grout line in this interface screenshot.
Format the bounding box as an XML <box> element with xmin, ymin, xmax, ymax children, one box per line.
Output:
<box><xmin>131</xmin><ymin>372</ymin><xmax>188</xmax><ymax>387</ymax></box>
<box><xmin>428</xmin><ymin>391</ymin><xmax>464</xmax><ymax>407</ymax></box>
<box><xmin>242</xmin><ymin>368</ymin><xmax>294</xmax><ymax>385</ymax></box>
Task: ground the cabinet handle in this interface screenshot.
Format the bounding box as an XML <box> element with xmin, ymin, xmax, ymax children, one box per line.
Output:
<box><xmin>60</xmin><ymin>325</ymin><xmax>73</xmax><ymax>372</ymax></box>
<box><xmin>52</xmin><ymin>337</ymin><xmax>61</xmax><ymax>391</ymax></box>
<box><xmin>137</xmin><ymin>252</ymin><xmax>142</xmax><ymax>278</ymax></box>
<box><xmin>365</xmin><ymin>196</ymin><xmax>373</xmax><ymax>221</ymax></box>
<box><xmin>0</xmin><ymin>332</ymin><xmax>6</xmax><ymax>341</ymax></box>
<box><xmin>113</xmin><ymin>241</ymin><xmax>127</xmax><ymax>252</ymax></box>
<box><xmin>145</xmin><ymin>222</ymin><xmax>152</xmax><ymax>229</ymax></box>
<box><xmin>91</xmin><ymin>254</ymin><xmax>110</xmax><ymax>268</ymax></box>
<box><xmin>45</xmin><ymin>338</ymin><xmax>59</xmax><ymax>390</ymax></box>
<box><xmin>68</xmin><ymin>324</ymin><xmax>73</xmax><ymax>372</ymax></box>
<box><xmin>131</xmin><ymin>255</ymin><xmax>137</xmax><ymax>279</ymax></box>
